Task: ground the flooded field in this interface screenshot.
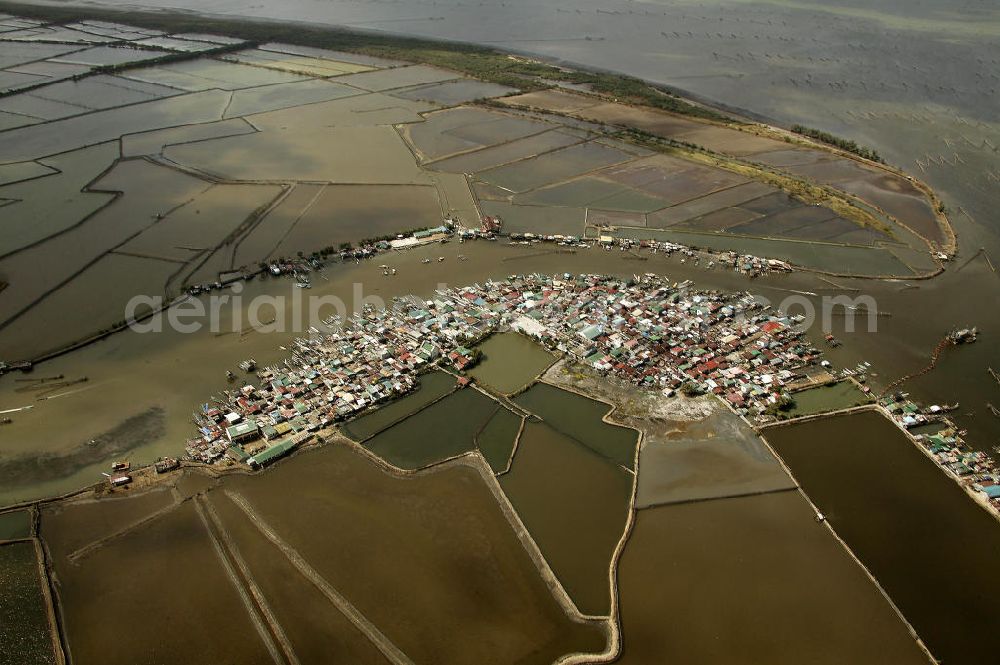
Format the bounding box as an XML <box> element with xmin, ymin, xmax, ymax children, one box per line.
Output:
<box><xmin>477</xmin><ymin>141</ymin><xmax>632</xmax><ymax>193</ymax></box>
<box><xmin>0</xmin><ymin>509</ymin><xmax>31</xmax><ymax>540</ymax></box>
<box><xmin>499</xmin><ymin>422</ymin><xmax>632</xmax><ymax>616</ymax></box>
<box><xmin>221</xmin><ymin>443</ymin><xmax>607</xmax><ymax>663</ymax></box>
<box><xmin>404</xmin><ymin>107</ymin><xmax>551</xmax><ymax>162</ymax></box>
<box><xmin>514</xmin><ymin>383</ymin><xmax>638</xmax><ymax>469</ymax></box>
<box><xmin>0</xmin><ymin>253</ymin><xmax>177</xmax><ymax>359</ymax></box>
<box><xmin>467</xmin><ymin>332</ymin><xmax>555</xmax><ymax>394</ymax></box>
<box><xmin>476</xmin><ymin>407</ymin><xmax>521</xmax><ymax>474</ymax></box>
<box><xmin>786</xmin><ymin>380</ymin><xmax>870</xmax><ymax>417</ymax></box>
<box><xmin>203</xmin><ymin>490</ymin><xmax>393</xmax><ymax>664</ymax></box>
<box><xmin>615</xmin><ymin>492</ymin><xmax>929</xmax><ymax>664</ymax></box>
<box><xmin>362</xmin><ymin>387</ymin><xmax>500</xmax><ymax>469</ymax></box>
<box><xmin>46</xmin><ymin>500</ymin><xmax>276</xmax><ymax>665</ymax></box>
<box><xmin>764</xmin><ymin>410</ymin><xmax>1000</xmax><ymax>664</ymax></box>
<box><xmin>428</xmin><ymin>128</ymin><xmax>582</xmax><ymax>175</ymax></box>
<box><xmin>0</xmin><ymin>541</ymin><xmax>54</xmax><ymax>665</ymax></box>
<box><xmin>341</xmin><ymin>369</ymin><xmax>455</xmax><ymax>441</ymax></box>
<box><xmin>271</xmin><ymin>184</ymin><xmax>442</xmax><ymax>254</ymax></box>
<box><xmin>0</xmin><ymin>142</ymin><xmax>117</xmax><ymax>255</ymax></box>
<box><xmin>41</xmin><ymin>487</ymin><xmax>177</xmax><ymax>557</ymax></box>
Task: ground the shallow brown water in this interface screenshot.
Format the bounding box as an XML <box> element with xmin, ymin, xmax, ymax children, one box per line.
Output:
<box><xmin>500</xmin><ymin>422</ymin><xmax>632</xmax><ymax>616</ymax></box>
<box><xmin>49</xmin><ymin>500</ymin><xmax>275</xmax><ymax>665</ymax></box>
<box><xmin>764</xmin><ymin>410</ymin><xmax>1000</xmax><ymax>664</ymax></box>
<box><xmin>223</xmin><ymin>443</ymin><xmax>607</xmax><ymax>663</ymax></box>
<box><xmin>468</xmin><ymin>331</ymin><xmax>555</xmax><ymax>394</ymax></box>
<box><xmin>616</xmin><ymin>492</ymin><xmax>929</xmax><ymax>664</ymax></box>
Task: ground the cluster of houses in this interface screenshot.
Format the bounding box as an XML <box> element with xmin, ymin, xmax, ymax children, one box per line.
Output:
<box><xmin>186</xmin><ymin>272</ymin><xmax>833</xmax><ymax>468</ymax></box>
<box><xmin>500</xmin><ymin>273</ymin><xmax>819</xmax><ymax>415</ymax></box>
<box><xmin>881</xmin><ymin>396</ymin><xmax>1000</xmax><ymax>509</ymax></box>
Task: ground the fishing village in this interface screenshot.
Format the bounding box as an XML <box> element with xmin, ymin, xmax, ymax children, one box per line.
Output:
<box><xmin>177</xmin><ymin>265</ymin><xmax>999</xmax><ymax>518</ymax></box>
<box><xmin>1</xmin><ymin>6</ymin><xmax>999</xmax><ymax>664</ymax></box>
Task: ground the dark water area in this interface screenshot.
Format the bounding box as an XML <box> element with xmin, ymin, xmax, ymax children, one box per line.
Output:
<box><xmin>0</xmin><ymin>509</ymin><xmax>30</xmax><ymax>540</ymax></box>
<box><xmin>341</xmin><ymin>369</ymin><xmax>455</xmax><ymax>441</ymax></box>
<box><xmin>514</xmin><ymin>383</ymin><xmax>638</xmax><ymax>469</ymax></box>
<box><xmin>616</xmin><ymin>492</ymin><xmax>928</xmax><ymax>664</ymax></box>
<box><xmin>500</xmin><ymin>422</ymin><xmax>632</xmax><ymax>616</ymax></box>
<box><xmin>48</xmin><ymin>500</ymin><xmax>275</xmax><ymax>665</ymax></box>
<box><xmin>0</xmin><ymin>542</ymin><xmax>54</xmax><ymax>665</ymax></box>
<box><xmin>224</xmin><ymin>444</ymin><xmax>607</xmax><ymax>663</ymax></box>
<box><xmin>468</xmin><ymin>331</ymin><xmax>555</xmax><ymax>394</ymax></box>
<box><xmin>764</xmin><ymin>410</ymin><xmax>1000</xmax><ymax>664</ymax></box>
<box><xmin>362</xmin><ymin>386</ymin><xmax>498</xmax><ymax>468</ymax></box>
<box><xmin>476</xmin><ymin>407</ymin><xmax>521</xmax><ymax>473</ymax></box>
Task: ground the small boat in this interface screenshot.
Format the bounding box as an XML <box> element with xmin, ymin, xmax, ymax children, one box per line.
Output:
<box><xmin>226</xmin><ymin>370</ymin><xmax>236</xmax><ymax>382</ymax></box>
<box><xmin>437</xmin><ymin>256</ymin><xmax>444</xmax><ymax>262</ymax></box>
<box><xmin>111</xmin><ymin>461</ymin><xmax>130</xmax><ymax>472</ymax></box>
<box><xmin>422</xmin><ymin>258</ymin><xmax>431</xmax><ymax>264</ymax></box>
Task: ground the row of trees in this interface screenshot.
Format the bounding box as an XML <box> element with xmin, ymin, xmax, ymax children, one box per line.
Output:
<box><xmin>791</xmin><ymin>125</ymin><xmax>883</xmax><ymax>163</ymax></box>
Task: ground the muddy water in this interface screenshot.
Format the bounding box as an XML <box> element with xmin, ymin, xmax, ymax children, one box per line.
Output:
<box><xmin>341</xmin><ymin>369</ymin><xmax>455</xmax><ymax>441</ymax></box>
<box><xmin>514</xmin><ymin>382</ymin><xmax>637</xmax><ymax>469</ymax></box>
<box><xmin>0</xmin><ymin>509</ymin><xmax>31</xmax><ymax>540</ymax></box>
<box><xmin>204</xmin><ymin>491</ymin><xmax>392</xmax><ymax>665</ymax></box>
<box><xmin>764</xmin><ymin>410</ymin><xmax>1000</xmax><ymax>664</ymax></box>
<box><xmin>47</xmin><ymin>500</ymin><xmax>275</xmax><ymax>665</ymax></box>
<box><xmin>786</xmin><ymin>380</ymin><xmax>870</xmax><ymax>417</ymax></box>
<box><xmin>468</xmin><ymin>331</ymin><xmax>555</xmax><ymax>394</ymax></box>
<box><xmin>0</xmin><ymin>239</ymin><xmax>872</xmax><ymax>504</ymax></box>
<box><xmin>616</xmin><ymin>492</ymin><xmax>929</xmax><ymax>664</ymax></box>
<box><xmin>499</xmin><ymin>422</ymin><xmax>632</xmax><ymax>616</ymax></box>
<box><xmin>0</xmin><ymin>542</ymin><xmax>54</xmax><ymax>665</ymax></box>
<box><xmin>362</xmin><ymin>386</ymin><xmax>498</xmax><ymax>469</ymax></box>
<box><xmin>223</xmin><ymin>443</ymin><xmax>607</xmax><ymax>664</ymax></box>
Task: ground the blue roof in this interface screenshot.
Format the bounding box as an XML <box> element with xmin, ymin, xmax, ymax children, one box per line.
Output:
<box><xmin>983</xmin><ymin>485</ymin><xmax>1000</xmax><ymax>499</ymax></box>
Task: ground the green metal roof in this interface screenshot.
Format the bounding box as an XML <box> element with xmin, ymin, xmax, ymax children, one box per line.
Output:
<box><xmin>251</xmin><ymin>439</ymin><xmax>296</xmax><ymax>466</ymax></box>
